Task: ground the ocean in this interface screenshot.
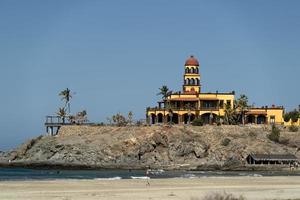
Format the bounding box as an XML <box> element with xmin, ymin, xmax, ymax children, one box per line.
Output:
<box><xmin>0</xmin><ymin>167</ymin><xmax>299</xmax><ymax>181</ymax></box>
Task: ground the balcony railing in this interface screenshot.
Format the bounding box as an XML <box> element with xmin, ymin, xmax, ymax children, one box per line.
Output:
<box><xmin>147</xmin><ymin>106</ymin><xmax>221</xmax><ymax>112</ymax></box>
<box><xmin>200</xmin><ymin>107</ymin><xmax>220</xmax><ymax>111</ymax></box>
<box><xmin>45</xmin><ymin>116</ymin><xmax>65</xmax><ymax>124</ymax></box>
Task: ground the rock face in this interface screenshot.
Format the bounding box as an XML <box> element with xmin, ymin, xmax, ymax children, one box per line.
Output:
<box><xmin>1</xmin><ymin>125</ymin><xmax>299</xmax><ymax>170</ymax></box>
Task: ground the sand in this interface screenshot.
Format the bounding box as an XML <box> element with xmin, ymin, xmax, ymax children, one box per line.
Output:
<box><xmin>0</xmin><ymin>177</ymin><xmax>300</xmax><ymax>200</ymax></box>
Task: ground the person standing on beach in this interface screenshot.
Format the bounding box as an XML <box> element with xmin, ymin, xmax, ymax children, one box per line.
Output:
<box><xmin>145</xmin><ymin>169</ymin><xmax>150</xmax><ymax>186</ymax></box>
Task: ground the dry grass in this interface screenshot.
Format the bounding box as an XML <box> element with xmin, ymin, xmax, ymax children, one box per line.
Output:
<box><xmin>191</xmin><ymin>192</ymin><xmax>245</xmax><ymax>200</ymax></box>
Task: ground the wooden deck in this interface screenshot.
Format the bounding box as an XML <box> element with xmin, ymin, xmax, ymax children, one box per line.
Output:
<box><xmin>44</xmin><ymin>116</ymin><xmax>63</xmax><ymax>136</ymax></box>
<box><xmin>44</xmin><ymin>116</ymin><xmax>94</xmax><ymax>136</ymax></box>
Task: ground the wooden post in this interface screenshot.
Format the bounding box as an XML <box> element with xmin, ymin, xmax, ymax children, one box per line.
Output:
<box><xmin>50</xmin><ymin>127</ymin><xmax>53</xmax><ymax>136</ymax></box>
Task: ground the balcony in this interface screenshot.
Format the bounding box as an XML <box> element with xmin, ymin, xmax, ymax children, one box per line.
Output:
<box><xmin>200</xmin><ymin>106</ymin><xmax>220</xmax><ymax>111</ymax></box>
<box><xmin>147</xmin><ymin>106</ymin><xmax>221</xmax><ymax>112</ymax></box>
<box><xmin>147</xmin><ymin>107</ymin><xmax>198</xmax><ymax>112</ymax></box>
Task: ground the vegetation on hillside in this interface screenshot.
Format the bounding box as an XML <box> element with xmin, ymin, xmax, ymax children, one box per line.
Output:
<box><xmin>289</xmin><ymin>125</ymin><xmax>299</xmax><ymax>132</ymax></box>
<box><xmin>59</xmin><ymin>88</ymin><xmax>72</xmax><ymax>114</ymax></box>
<box><xmin>191</xmin><ymin>192</ymin><xmax>245</xmax><ymax>200</ymax></box>
<box><xmin>56</xmin><ymin>107</ymin><xmax>67</xmax><ymax>123</ymax></box>
<box><xmin>268</xmin><ymin>125</ymin><xmax>280</xmax><ymax>143</ymax></box>
<box><xmin>218</xmin><ymin>94</ymin><xmax>250</xmax><ymax>125</ymax></box>
<box><xmin>224</xmin><ymin>103</ymin><xmax>238</xmax><ymax>125</ymax></box>
<box><xmin>284</xmin><ymin>109</ymin><xmax>300</xmax><ymax>123</ymax></box>
<box><xmin>236</xmin><ymin>94</ymin><xmax>250</xmax><ymax>125</ymax></box>
<box><xmin>56</xmin><ymin>88</ymin><xmax>89</xmax><ymax>124</ymax></box>
<box><xmin>106</xmin><ymin>111</ymin><xmax>137</xmax><ymax>127</ymax></box>
<box><xmin>221</xmin><ymin>138</ymin><xmax>231</xmax><ymax>146</ymax></box>
<box><xmin>191</xmin><ymin>118</ymin><xmax>204</xmax><ymax>126</ymax></box>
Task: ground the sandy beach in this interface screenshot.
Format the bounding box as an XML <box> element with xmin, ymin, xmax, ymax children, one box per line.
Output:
<box><xmin>0</xmin><ymin>176</ymin><xmax>300</xmax><ymax>200</ymax></box>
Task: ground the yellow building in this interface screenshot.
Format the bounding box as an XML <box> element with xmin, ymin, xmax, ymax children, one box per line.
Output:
<box><xmin>146</xmin><ymin>55</ymin><xmax>286</xmax><ymax>125</ymax></box>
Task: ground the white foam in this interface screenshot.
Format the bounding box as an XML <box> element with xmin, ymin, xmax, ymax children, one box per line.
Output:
<box><xmin>251</xmin><ymin>174</ymin><xmax>263</xmax><ymax>177</ymax></box>
<box><xmin>130</xmin><ymin>176</ymin><xmax>150</xmax><ymax>180</ymax></box>
<box><xmin>181</xmin><ymin>174</ymin><xmax>197</xmax><ymax>179</ymax></box>
<box><xmin>94</xmin><ymin>176</ymin><xmax>122</xmax><ymax>180</ymax></box>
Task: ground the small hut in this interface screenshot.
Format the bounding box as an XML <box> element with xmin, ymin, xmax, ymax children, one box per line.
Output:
<box><xmin>246</xmin><ymin>154</ymin><xmax>298</xmax><ymax>165</ymax></box>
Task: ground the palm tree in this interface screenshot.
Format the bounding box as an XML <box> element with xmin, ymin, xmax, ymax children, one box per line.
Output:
<box><xmin>236</xmin><ymin>94</ymin><xmax>249</xmax><ymax>125</ymax></box>
<box><xmin>224</xmin><ymin>103</ymin><xmax>236</xmax><ymax>125</ymax></box>
<box><xmin>157</xmin><ymin>85</ymin><xmax>171</xmax><ymax>100</ymax></box>
<box><xmin>157</xmin><ymin>85</ymin><xmax>172</xmax><ymax>123</ymax></box>
<box><xmin>127</xmin><ymin>111</ymin><xmax>133</xmax><ymax>125</ymax></box>
<box><xmin>59</xmin><ymin>88</ymin><xmax>72</xmax><ymax>114</ymax></box>
<box><xmin>185</xmin><ymin>103</ymin><xmax>192</xmax><ymax>124</ymax></box>
<box><xmin>168</xmin><ymin>108</ymin><xmax>173</xmax><ymax>124</ymax></box>
<box><xmin>56</xmin><ymin>107</ymin><xmax>67</xmax><ymax>124</ymax></box>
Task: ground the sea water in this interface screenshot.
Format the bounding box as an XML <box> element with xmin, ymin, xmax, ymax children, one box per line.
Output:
<box><xmin>0</xmin><ymin>167</ymin><xmax>299</xmax><ymax>181</ymax></box>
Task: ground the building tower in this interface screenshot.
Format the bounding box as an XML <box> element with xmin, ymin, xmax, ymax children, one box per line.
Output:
<box><xmin>183</xmin><ymin>55</ymin><xmax>201</xmax><ymax>93</ymax></box>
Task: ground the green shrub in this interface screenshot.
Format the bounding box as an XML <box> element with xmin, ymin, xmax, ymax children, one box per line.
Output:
<box><xmin>248</xmin><ymin>131</ymin><xmax>257</xmax><ymax>138</ymax></box>
<box><xmin>112</xmin><ymin>113</ymin><xmax>128</xmax><ymax>126</ymax></box>
<box><xmin>268</xmin><ymin>125</ymin><xmax>280</xmax><ymax>142</ymax></box>
<box><xmin>284</xmin><ymin>110</ymin><xmax>300</xmax><ymax>123</ymax></box>
<box><xmin>279</xmin><ymin>137</ymin><xmax>289</xmax><ymax>145</ymax></box>
<box><xmin>93</xmin><ymin>122</ymin><xmax>105</xmax><ymax>126</ymax></box>
<box><xmin>221</xmin><ymin>138</ymin><xmax>231</xmax><ymax>146</ymax></box>
<box><xmin>289</xmin><ymin>125</ymin><xmax>299</xmax><ymax>132</ymax></box>
<box><xmin>135</xmin><ymin>120</ymin><xmax>143</xmax><ymax>126</ymax></box>
<box><xmin>284</xmin><ymin>114</ymin><xmax>291</xmax><ymax>122</ymax></box>
<box><xmin>191</xmin><ymin>118</ymin><xmax>203</xmax><ymax>126</ymax></box>
<box><xmin>216</xmin><ymin>115</ymin><xmax>223</xmax><ymax>126</ymax></box>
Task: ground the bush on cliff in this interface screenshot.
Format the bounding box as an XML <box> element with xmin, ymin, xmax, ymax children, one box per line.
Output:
<box><xmin>221</xmin><ymin>138</ymin><xmax>231</xmax><ymax>146</ymax></box>
<box><xmin>268</xmin><ymin>125</ymin><xmax>280</xmax><ymax>142</ymax></box>
<box><xmin>108</xmin><ymin>111</ymin><xmax>135</xmax><ymax>126</ymax></box>
<box><xmin>112</xmin><ymin>113</ymin><xmax>128</xmax><ymax>126</ymax></box>
<box><xmin>191</xmin><ymin>118</ymin><xmax>203</xmax><ymax>126</ymax></box>
<box><xmin>289</xmin><ymin>125</ymin><xmax>299</xmax><ymax>132</ymax></box>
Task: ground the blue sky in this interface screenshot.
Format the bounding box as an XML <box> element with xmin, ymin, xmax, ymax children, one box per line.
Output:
<box><xmin>0</xmin><ymin>1</ymin><xmax>299</xmax><ymax>150</ymax></box>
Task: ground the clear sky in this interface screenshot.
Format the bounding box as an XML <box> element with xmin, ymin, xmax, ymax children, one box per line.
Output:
<box><xmin>0</xmin><ymin>1</ymin><xmax>299</xmax><ymax>150</ymax></box>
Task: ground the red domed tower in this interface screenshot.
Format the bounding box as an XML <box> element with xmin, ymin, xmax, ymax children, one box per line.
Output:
<box><xmin>183</xmin><ymin>55</ymin><xmax>201</xmax><ymax>93</ymax></box>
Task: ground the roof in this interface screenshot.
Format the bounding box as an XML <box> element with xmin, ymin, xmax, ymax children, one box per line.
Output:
<box><xmin>248</xmin><ymin>154</ymin><xmax>298</xmax><ymax>161</ymax></box>
<box><xmin>250</xmin><ymin>107</ymin><xmax>284</xmax><ymax>110</ymax></box>
<box><xmin>200</xmin><ymin>92</ymin><xmax>235</xmax><ymax>95</ymax></box>
<box><xmin>169</xmin><ymin>98</ymin><xmax>198</xmax><ymax>102</ymax></box>
<box><xmin>185</xmin><ymin>55</ymin><xmax>199</xmax><ymax>66</ymax></box>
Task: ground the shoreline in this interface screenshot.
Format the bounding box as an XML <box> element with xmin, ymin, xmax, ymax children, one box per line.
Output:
<box><xmin>0</xmin><ymin>161</ymin><xmax>296</xmax><ymax>171</ymax></box>
<box><xmin>1</xmin><ymin>167</ymin><xmax>299</xmax><ymax>183</ymax></box>
<box><xmin>0</xmin><ymin>176</ymin><xmax>300</xmax><ymax>200</ymax></box>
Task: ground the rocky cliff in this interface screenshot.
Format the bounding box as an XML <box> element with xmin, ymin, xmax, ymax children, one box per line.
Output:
<box><xmin>0</xmin><ymin>125</ymin><xmax>299</xmax><ymax>170</ymax></box>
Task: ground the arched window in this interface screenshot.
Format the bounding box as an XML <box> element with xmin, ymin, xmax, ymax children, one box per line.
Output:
<box><xmin>196</xmin><ymin>78</ymin><xmax>199</xmax><ymax>85</ymax></box>
<box><xmin>195</xmin><ymin>68</ymin><xmax>199</xmax><ymax>74</ymax></box>
<box><xmin>185</xmin><ymin>68</ymin><xmax>188</xmax><ymax>73</ymax></box>
<box><xmin>190</xmin><ymin>78</ymin><xmax>195</xmax><ymax>85</ymax></box>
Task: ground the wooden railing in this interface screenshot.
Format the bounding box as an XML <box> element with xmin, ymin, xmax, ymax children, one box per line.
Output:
<box><xmin>45</xmin><ymin>116</ymin><xmax>68</xmax><ymax>125</ymax></box>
